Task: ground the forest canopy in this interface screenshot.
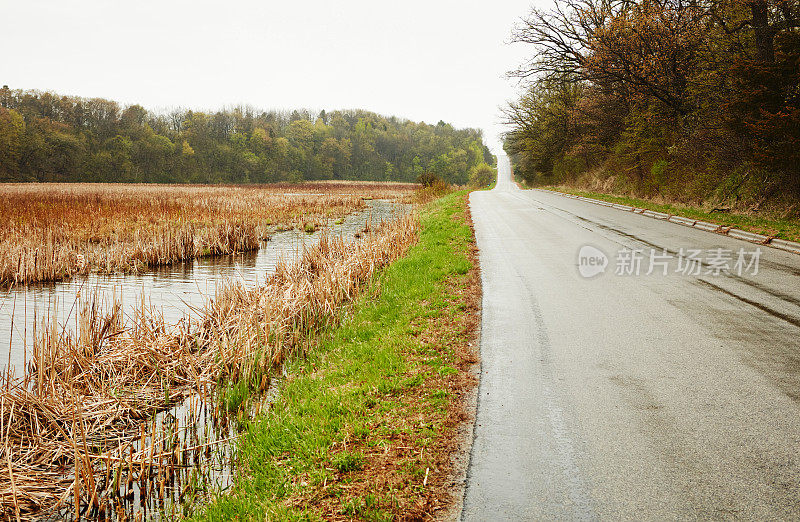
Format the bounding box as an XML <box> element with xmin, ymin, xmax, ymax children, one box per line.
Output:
<box><xmin>0</xmin><ymin>86</ymin><xmax>494</xmax><ymax>185</ymax></box>
<box><xmin>503</xmin><ymin>0</ymin><xmax>800</xmax><ymax>203</ymax></box>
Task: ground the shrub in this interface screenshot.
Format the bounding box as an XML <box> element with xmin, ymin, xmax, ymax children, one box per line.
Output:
<box><xmin>417</xmin><ymin>172</ymin><xmax>441</xmax><ymax>187</ymax></box>
<box><xmin>468</xmin><ymin>163</ymin><xmax>496</xmax><ymax>187</ymax></box>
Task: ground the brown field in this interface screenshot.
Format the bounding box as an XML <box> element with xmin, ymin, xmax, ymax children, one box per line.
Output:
<box><xmin>0</xmin><ymin>213</ymin><xmax>419</xmax><ymax>519</ymax></box>
<box><xmin>0</xmin><ymin>182</ymin><xmax>416</xmax><ymax>286</ymax></box>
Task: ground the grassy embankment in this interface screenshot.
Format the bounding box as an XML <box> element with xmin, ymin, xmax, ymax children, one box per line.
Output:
<box><xmin>194</xmin><ymin>191</ymin><xmax>480</xmax><ymax>520</ymax></box>
<box><xmin>542</xmin><ymin>186</ymin><xmax>800</xmax><ymax>243</ymax></box>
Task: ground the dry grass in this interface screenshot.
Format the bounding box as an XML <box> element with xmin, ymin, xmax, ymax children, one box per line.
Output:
<box><xmin>413</xmin><ymin>180</ymin><xmax>456</xmax><ymax>205</ymax></box>
<box><xmin>0</xmin><ymin>212</ymin><xmax>419</xmax><ymax>519</ymax></box>
<box><xmin>0</xmin><ymin>182</ymin><xmax>416</xmax><ymax>286</ymax></box>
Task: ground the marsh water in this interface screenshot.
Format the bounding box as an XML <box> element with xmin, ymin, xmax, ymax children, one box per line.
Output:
<box><xmin>0</xmin><ymin>199</ymin><xmax>406</xmax><ymax>375</ymax></box>
<box><xmin>6</xmin><ymin>199</ymin><xmax>407</xmax><ymax>520</ymax></box>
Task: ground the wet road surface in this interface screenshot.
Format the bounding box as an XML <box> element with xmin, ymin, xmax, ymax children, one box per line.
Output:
<box><xmin>462</xmin><ymin>157</ymin><xmax>800</xmax><ymax>520</ymax></box>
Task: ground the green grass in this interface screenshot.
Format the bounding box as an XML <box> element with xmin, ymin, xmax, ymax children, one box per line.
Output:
<box><xmin>543</xmin><ymin>186</ymin><xmax>800</xmax><ymax>243</ymax></box>
<box><xmin>332</xmin><ymin>451</ymin><xmax>365</xmax><ymax>473</ymax></box>
<box><xmin>191</xmin><ymin>191</ymin><xmax>474</xmax><ymax>520</ymax></box>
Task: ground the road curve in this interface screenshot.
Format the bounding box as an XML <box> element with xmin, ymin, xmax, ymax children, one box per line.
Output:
<box><xmin>462</xmin><ymin>156</ymin><xmax>800</xmax><ymax>520</ymax></box>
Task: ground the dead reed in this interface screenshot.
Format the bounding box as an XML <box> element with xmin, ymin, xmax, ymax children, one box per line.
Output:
<box><xmin>0</xmin><ymin>211</ymin><xmax>419</xmax><ymax>519</ymax></box>
<box><xmin>0</xmin><ymin>182</ymin><xmax>415</xmax><ymax>286</ymax></box>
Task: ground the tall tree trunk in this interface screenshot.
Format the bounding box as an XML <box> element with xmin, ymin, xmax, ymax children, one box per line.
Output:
<box><xmin>750</xmin><ymin>0</ymin><xmax>776</xmax><ymax>62</ymax></box>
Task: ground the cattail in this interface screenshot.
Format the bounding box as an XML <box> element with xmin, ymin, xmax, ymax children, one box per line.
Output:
<box><xmin>0</xmin><ymin>186</ymin><xmax>416</xmax><ymax>517</ymax></box>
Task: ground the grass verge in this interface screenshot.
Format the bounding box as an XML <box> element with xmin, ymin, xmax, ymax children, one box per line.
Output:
<box><xmin>193</xmin><ymin>191</ymin><xmax>480</xmax><ymax>520</ymax></box>
<box><xmin>542</xmin><ymin>186</ymin><xmax>800</xmax><ymax>243</ymax></box>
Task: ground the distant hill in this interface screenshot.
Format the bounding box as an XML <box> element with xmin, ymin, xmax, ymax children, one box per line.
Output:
<box><xmin>0</xmin><ymin>86</ymin><xmax>494</xmax><ymax>185</ymax></box>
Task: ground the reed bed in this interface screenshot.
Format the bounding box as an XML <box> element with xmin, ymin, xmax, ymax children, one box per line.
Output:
<box><xmin>0</xmin><ymin>211</ymin><xmax>419</xmax><ymax>519</ymax></box>
<box><xmin>0</xmin><ymin>182</ymin><xmax>415</xmax><ymax>286</ymax></box>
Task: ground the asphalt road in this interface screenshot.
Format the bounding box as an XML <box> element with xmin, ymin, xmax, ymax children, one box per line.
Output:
<box><xmin>462</xmin><ymin>156</ymin><xmax>800</xmax><ymax>520</ymax></box>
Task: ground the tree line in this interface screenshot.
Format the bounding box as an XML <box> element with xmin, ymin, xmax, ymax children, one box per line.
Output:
<box><xmin>0</xmin><ymin>86</ymin><xmax>494</xmax><ymax>185</ymax></box>
<box><xmin>503</xmin><ymin>0</ymin><xmax>800</xmax><ymax>203</ymax></box>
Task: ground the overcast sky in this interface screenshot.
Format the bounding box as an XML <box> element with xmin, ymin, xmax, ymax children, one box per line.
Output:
<box><xmin>2</xmin><ymin>0</ymin><xmax>537</xmax><ymax>153</ymax></box>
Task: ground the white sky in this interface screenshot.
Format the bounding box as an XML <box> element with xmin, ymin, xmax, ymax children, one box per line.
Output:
<box><xmin>2</xmin><ymin>0</ymin><xmax>536</xmax><ymax>153</ymax></box>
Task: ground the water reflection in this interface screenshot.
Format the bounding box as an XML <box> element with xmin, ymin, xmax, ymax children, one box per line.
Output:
<box><xmin>0</xmin><ymin>200</ymin><xmax>407</xmax><ymax>375</ymax></box>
